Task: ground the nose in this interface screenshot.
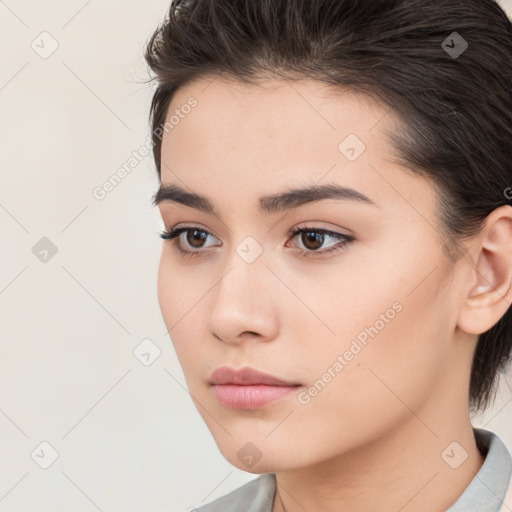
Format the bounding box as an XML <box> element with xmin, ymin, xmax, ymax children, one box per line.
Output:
<box><xmin>206</xmin><ymin>254</ymin><xmax>281</xmax><ymax>345</ymax></box>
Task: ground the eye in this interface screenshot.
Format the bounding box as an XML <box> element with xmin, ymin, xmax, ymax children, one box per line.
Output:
<box><xmin>286</xmin><ymin>224</ymin><xmax>355</xmax><ymax>257</ymax></box>
<box><xmin>159</xmin><ymin>226</ymin><xmax>220</xmax><ymax>257</ymax></box>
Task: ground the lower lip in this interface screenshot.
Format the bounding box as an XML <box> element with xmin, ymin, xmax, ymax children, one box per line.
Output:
<box><xmin>211</xmin><ymin>384</ymin><xmax>299</xmax><ymax>409</ymax></box>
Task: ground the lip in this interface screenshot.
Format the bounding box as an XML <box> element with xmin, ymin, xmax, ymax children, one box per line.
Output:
<box><xmin>209</xmin><ymin>366</ymin><xmax>300</xmax><ymax>386</ymax></box>
<box><xmin>209</xmin><ymin>366</ymin><xmax>301</xmax><ymax>409</ymax></box>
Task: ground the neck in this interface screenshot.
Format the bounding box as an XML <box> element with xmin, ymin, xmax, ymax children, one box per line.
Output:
<box><xmin>272</xmin><ymin>410</ymin><xmax>484</xmax><ymax>512</ymax></box>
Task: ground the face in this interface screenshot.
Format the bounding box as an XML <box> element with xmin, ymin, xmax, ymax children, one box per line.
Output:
<box><xmin>156</xmin><ymin>75</ymin><xmax>469</xmax><ymax>473</ymax></box>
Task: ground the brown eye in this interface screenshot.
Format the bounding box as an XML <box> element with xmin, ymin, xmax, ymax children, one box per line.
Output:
<box><xmin>186</xmin><ymin>229</ymin><xmax>209</xmax><ymax>248</ymax></box>
<box><xmin>287</xmin><ymin>225</ymin><xmax>356</xmax><ymax>257</ymax></box>
<box><xmin>301</xmin><ymin>231</ymin><xmax>325</xmax><ymax>250</ymax></box>
<box><xmin>159</xmin><ymin>226</ymin><xmax>220</xmax><ymax>257</ymax></box>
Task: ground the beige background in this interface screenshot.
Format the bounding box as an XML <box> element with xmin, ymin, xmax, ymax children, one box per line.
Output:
<box><xmin>1</xmin><ymin>1</ymin><xmax>511</xmax><ymax>510</ymax></box>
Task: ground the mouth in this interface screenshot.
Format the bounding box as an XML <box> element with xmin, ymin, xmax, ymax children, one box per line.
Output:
<box><xmin>208</xmin><ymin>366</ymin><xmax>302</xmax><ymax>409</ymax></box>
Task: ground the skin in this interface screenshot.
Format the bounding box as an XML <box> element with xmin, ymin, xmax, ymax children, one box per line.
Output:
<box><xmin>156</xmin><ymin>75</ymin><xmax>512</xmax><ymax>512</ymax></box>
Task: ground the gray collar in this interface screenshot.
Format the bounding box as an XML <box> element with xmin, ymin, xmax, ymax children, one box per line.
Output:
<box><xmin>447</xmin><ymin>428</ymin><xmax>512</xmax><ymax>512</ymax></box>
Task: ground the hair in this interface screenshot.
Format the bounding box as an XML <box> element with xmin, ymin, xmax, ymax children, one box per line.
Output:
<box><xmin>143</xmin><ymin>0</ymin><xmax>512</xmax><ymax>414</ymax></box>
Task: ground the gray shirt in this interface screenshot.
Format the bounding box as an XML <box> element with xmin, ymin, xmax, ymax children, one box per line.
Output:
<box><xmin>188</xmin><ymin>428</ymin><xmax>512</xmax><ymax>512</ymax></box>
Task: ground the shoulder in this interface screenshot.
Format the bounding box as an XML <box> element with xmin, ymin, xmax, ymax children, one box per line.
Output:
<box><xmin>187</xmin><ymin>473</ymin><xmax>276</xmax><ymax>512</ymax></box>
<box><xmin>486</xmin><ymin>428</ymin><xmax>512</xmax><ymax>512</ymax></box>
<box><xmin>500</xmin><ymin>471</ymin><xmax>512</xmax><ymax>511</ymax></box>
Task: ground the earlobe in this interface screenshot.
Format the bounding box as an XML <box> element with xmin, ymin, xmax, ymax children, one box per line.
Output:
<box><xmin>457</xmin><ymin>206</ymin><xmax>512</xmax><ymax>335</ymax></box>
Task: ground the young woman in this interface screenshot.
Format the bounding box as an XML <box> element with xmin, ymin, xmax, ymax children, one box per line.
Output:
<box><xmin>144</xmin><ymin>0</ymin><xmax>512</xmax><ymax>510</ymax></box>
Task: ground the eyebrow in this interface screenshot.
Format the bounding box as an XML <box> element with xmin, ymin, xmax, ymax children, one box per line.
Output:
<box><xmin>152</xmin><ymin>182</ymin><xmax>377</xmax><ymax>214</ymax></box>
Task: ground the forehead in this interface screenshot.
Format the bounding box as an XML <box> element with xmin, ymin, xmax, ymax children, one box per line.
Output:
<box><xmin>164</xmin><ymin>75</ymin><xmax>395</xmax><ymax>159</ymax></box>
<box><xmin>159</xmin><ymin>75</ymin><xmax>434</xmax><ymax>220</ymax></box>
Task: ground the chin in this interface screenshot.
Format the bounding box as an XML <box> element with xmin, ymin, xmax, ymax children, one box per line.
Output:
<box><xmin>213</xmin><ymin>437</ymin><xmax>308</xmax><ymax>474</ymax></box>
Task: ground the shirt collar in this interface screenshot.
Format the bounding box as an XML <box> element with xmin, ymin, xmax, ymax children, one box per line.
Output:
<box><xmin>445</xmin><ymin>428</ymin><xmax>511</xmax><ymax>512</ymax></box>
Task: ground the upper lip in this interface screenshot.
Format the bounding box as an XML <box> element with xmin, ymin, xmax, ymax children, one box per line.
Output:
<box><xmin>209</xmin><ymin>366</ymin><xmax>300</xmax><ymax>386</ymax></box>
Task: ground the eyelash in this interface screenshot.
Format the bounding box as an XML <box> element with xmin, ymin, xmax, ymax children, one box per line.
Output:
<box><xmin>159</xmin><ymin>224</ymin><xmax>355</xmax><ymax>259</ymax></box>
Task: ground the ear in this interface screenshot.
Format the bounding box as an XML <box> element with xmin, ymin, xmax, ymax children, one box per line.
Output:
<box><xmin>457</xmin><ymin>205</ymin><xmax>512</xmax><ymax>335</ymax></box>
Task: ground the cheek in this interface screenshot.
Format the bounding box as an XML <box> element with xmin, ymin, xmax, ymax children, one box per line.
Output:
<box><xmin>157</xmin><ymin>253</ymin><xmax>177</xmax><ymax>328</ymax></box>
<box><xmin>157</xmin><ymin>251</ymin><xmax>205</xmax><ymax>326</ymax></box>
<box><xmin>157</xmin><ymin>251</ymin><xmax>174</xmax><ymax>298</ymax></box>
<box><xmin>289</xmin><ymin>237</ymin><xmax>451</xmax><ymax>404</ymax></box>
<box><xmin>298</xmin><ymin>261</ymin><xmax>451</xmax><ymax>432</ymax></box>
<box><xmin>157</xmin><ymin>253</ymin><xmax>204</xmax><ymax>363</ymax></box>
